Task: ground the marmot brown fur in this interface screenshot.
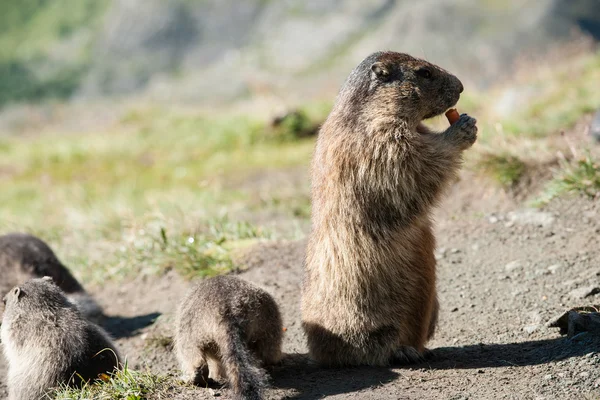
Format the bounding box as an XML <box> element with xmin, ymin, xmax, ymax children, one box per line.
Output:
<box><xmin>175</xmin><ymin>275</ymin><xmax>283</xmax><ymax>400</ymax></box>
<box><xmin>302</xmin><ymin>51</ymin><xmax>477</xmax><ymax>366</ymax></box>
<box><xmin>0</xmin><ymin>232</ymin><xmax>103</xmax><ymax>322</ymax></box>
<box><xmin>1</xmin><ymin>277</ymin><xmax>120</xmax><ymax>400</ymax></box>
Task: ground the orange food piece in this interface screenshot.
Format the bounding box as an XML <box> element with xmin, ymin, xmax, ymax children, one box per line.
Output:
<box><xmin>445</xmin><ymin>108</ymin><xmax>460</xmax><ymax>125</ymax></box>
<box><xmin>282</xmin><ymin>327</ymin><xmax>288</xmax><ymax>332</ymax></box>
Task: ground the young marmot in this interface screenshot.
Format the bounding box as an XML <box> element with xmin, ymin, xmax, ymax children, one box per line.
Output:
<box><xmin>302</xmin><ymin>51</ymin><xmax>477</xmax><ymax>366</ymax></box>
<box><xmin>175</xmin><ymin>275</ymin><xmax>283</xmax><ymax>400</ymax></box>
<box><xmin>1</xmin><ymin>277</ymin><xmax>120</xmax><ymax>400</ymax></box>
<box><xmin>0</xmin><ymin>232</ymin><xmax>103</xmax><ymax>322</ymax></box>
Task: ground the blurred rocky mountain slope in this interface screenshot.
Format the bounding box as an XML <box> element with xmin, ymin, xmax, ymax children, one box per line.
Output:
<box><xmin>1</xmin><ymin>0</ymin><xmax>599</xmax><ymax>106</ymax></box>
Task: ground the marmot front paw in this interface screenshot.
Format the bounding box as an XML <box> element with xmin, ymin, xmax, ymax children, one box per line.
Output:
<box><xmin>446</xmin><ymin>113</ymin><xmax>477</xmax><ymax>149</ymax></box>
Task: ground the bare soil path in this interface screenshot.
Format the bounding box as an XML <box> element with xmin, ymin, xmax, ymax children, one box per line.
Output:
<box><xmin>1</xmin><ymin>161</ymin><xmax>600</xmax><ymax>400</ymax></box>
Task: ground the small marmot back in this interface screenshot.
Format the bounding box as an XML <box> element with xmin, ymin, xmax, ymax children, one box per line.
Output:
<box><xmin>0</xmin><ymin>232</ymin><xmax>103</xmax><ymax>322</ymax></box>
<box><xmin>175</xmin><ymin>275</ymin><xmax>283</xmax><ymax>400</ymax></box>
<box><xmin>1</xmin><ymin>277</ymin><xmax>120</xmax><ymax>400</ymax></box>
<box><xmin>302</xmin><ymin>51</ymin><xmax>477</xmax><ymax>366</ymax></box>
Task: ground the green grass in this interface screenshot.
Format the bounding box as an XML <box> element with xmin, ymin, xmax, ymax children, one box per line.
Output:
<box><xmin>535</xmin><ymin>152</ymin><xmax>600</xmax><ymax>205</ymax></box>
<box><xmin>64</xmin><ymin>216</ymin><xmax>272</xmax><ymax>282</ymax></box>
<box><xmin>0</xmin><ymin>107</ymin><xmax>316</xmax><ymax>282</ymax></box>
<box><xmin>121</xmin><ymin>218</ymin><xmax>272</xmax><ymax>279</ymax></box>
<box><xmin>52</xmin><ymin>362</ymin><xmax>168</xmax><ymax>400</ymax></box>
<box><xmin>476</xmin><ymin>152</ymin><xmax>527</xmax><ymax>188</ymax></box>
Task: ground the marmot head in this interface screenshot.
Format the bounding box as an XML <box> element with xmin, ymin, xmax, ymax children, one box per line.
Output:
<box><xmin>333</xmin><ymin>51</ymin><xmax>463</xmax><ymax>129</ymax></box>
<box><xmin>2</xmin><ymin>277</ymin><xmax>71</xmax><ymax>323</ymax></box>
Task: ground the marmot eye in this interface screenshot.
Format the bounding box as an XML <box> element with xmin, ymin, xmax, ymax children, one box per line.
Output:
<box><xmin>416</xmin><ymin>68</ymin><xmax>432</xmax><ymax>79</ymax></box>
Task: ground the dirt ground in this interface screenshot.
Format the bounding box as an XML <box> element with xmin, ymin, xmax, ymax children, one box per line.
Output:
<box><xmin>2</xmin><ymin>159</ymin><xmax>600</xmax><ymax>399</ymax></box>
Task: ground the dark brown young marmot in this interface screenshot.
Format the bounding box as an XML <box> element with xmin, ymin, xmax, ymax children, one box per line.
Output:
<box><xmin>175</xmin><ymin>275</ymin><xmax>283</xmax><ymax>400</ymax></box>
<box><xmin>1</xmin><ymin>277</ymin><xmax>120</xmax><ymax>400</ymax></box>
<box><xmin>302</xmin><ymin>51</ymin><xmax>477</xmax><ymax>366</ymax></box>
<box><xmin>0</xmin><ymin>232</ymin><xmax>103</xmax><ymax>322</ymax></box>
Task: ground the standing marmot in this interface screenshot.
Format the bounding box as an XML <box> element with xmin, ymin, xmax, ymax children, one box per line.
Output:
<box><xmin>1</xmin><ymin>277</ymin><xmax>120</xmax><ymax>400</ymax></box>
<box><xmin>175</xmin><ymin>275</ymin><xmax>283</xmax><ymax>400</ymax></box>
<box><xmin>0</xmin><ymin>232</ymin><xmax>103</xmax><ymax>322</ymax></box>
<box><xmin>302</xmin><ymin>51</ymin><xmax>477</xmax><ymax>366</ymax></box>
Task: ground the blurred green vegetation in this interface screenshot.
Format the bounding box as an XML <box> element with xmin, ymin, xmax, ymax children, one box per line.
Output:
<box><xmin>0</xmin><ymin>62</ymin><xmax>85</xmax><ymax>105</ymax></box>
<box><xmin>502</xmin><ymin>55</ymin><xmax>600</xmax><ymax>137</ymax></box>
<box><xmin>463</xmin><ymin>50</ymin><xmax>600</xmax><ymax>195</ymax></box>
<box><xmin>268</xmin><ymin>101</ymin><xmax>330</xmax><ymax>141</ymax></box>
<box><xmin>476</xmin><ymin>52</ymin><xmax>600</xmax><ymax>139</ymax></box>
<box><xmin>0</xmin><ymin>0</ymin><xmax>109</xmax><ymax>105</ymax></box>
<box><xmin>477</xmin><ymin>152</ymin><xmax>527</xmax><ymax>188</ymax></box>
<box><xmin>0</xmin><ymin>106</ymin><xmax>317</xmax><ymax>281</ymax></box>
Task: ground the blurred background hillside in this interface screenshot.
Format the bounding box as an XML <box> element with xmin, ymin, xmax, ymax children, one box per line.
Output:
<box><xmin>1</xmin><ymin>0</ymin><xmax>599</xmax><ymax>108</ymax></box>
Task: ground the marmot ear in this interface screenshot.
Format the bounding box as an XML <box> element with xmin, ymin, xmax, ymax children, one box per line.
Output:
<box><xmin>370</xmin><ymin>62</ymin><xmax>390</xmax><ymax>80</ymax></box>
<box><xmin>42</xmin><ymin>276</ymin><xmax>53</xmax><ymax>282</ymax></box>
<box><xmin>13</xmin><ymin>287</ymin><xmax>21</xmax><ymax>300</ymax></box>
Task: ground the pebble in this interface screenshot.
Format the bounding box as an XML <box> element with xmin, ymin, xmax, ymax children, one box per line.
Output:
<box><xmin>580</xmin><ymin>371</ymin><xmax>590</xmax><ymax>378</ymax></box>
<box><xmin>523</xmin><ymin>325</ymin><xmax>538</xmax><ymax>334</ymax></box>
<box><xmin>505</xmin><ymin>260</ymin><xmax>522</xmax><ymax>272</ymax></box>
<box><xmin>543</xmin><ymin>374</ymin><xmax>553</xmax><ymax>381</ymax></box>
<box><xmin>547</xmin><ymin>264</ymin><xmax>562</xmax><ymax>274</ymax></box>
<box><xmin>435</xmin><ymin>248</ymin><xmax>447</xmax><ymax>260</ymax></box>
